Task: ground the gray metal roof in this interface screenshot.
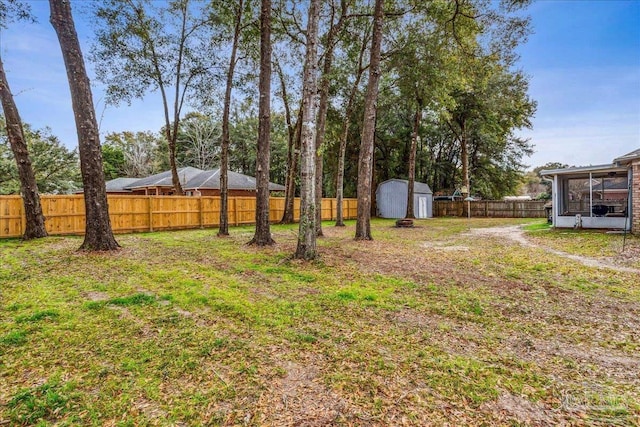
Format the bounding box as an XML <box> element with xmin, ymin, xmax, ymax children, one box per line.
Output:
<box><xmin>124</xmin><ymin>167</ymin><xmax>204</xmax><ymax>189</ymax></box>
<box><xmin>378</xmin><ymin>178</ymin><xmax>432</xmax><ymax>194</ymax></box>
<box><xmin>105</xmin><ymin>178</ymin><xmax>140</xmax><ymax>192</ymax></box>
<box><xmin>184</xmin><ymin>168</ymin><xmax>285</xmax><ymax>191</ymax></box>
<box><xmin>540</xmin><ymin>149</ymin><xmax>640</xmax><ymax>176</ymax></box>
<box><xmin>539</xmin><ymin>164</ymin><xmax>627</xmax><ymax>176</ymax></box>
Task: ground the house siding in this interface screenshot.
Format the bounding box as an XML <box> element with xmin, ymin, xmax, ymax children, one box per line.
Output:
<box><xmin>633</xmin><ymin>160</ymin><xmax>640</xmax><ymax>234</ymax></box>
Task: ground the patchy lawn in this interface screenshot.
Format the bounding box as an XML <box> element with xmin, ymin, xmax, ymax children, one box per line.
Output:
<box><xmin>1</xmin><ymin>218</ymin><xmax>638</xmax><ymax>426</ymax></box>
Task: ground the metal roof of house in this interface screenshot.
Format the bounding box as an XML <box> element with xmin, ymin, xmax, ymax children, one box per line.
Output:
<box><xmin>539</xmin><ymin>163</ymin><xmax>627</xmax><ymax>177</ymax></box>
<box><xmin>541</xmin><ymin>149</ymin><xmax>640</xmax><ymax>176</ymax></box>
<box><xmin>378</xmin><ymin>178</ymin><xmax>433</xmax><ymax>194</ymax></box>
<box><xmin>124</xmin><ymin>167</ymin><xmax>204</xmax><ymax>189</ymax></box>
<box><xmin>184</xmin><ymin>168</ymin><xmax>285</xmax><ymax>191</ymax></box>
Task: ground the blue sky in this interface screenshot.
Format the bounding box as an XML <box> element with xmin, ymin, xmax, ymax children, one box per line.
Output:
<box><xmin>515</xmin><ymin>0</ymin><xmax>640</xmax><ymax>167</ymax></box>
<box><xmin>0</xmin><ymin>0</ymin><xmax>639</xmax><ymax>170</ymax></box>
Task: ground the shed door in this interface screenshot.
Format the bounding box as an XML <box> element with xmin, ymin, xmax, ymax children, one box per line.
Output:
<box><xmin>418</xmin><ymin>197</ymin><xmax>428</xmax><ymax>218</ymax></box>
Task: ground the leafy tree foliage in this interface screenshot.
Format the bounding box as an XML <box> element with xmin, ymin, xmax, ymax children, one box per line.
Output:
<box><xmin>73</xmin><ymin>0</ymin><xmax>539</xmax><ymax>235</ymax></box>
<box><xmin>91</xmin><ymin>0</ymin><xmax>216</xmax><ymax>194</ymax></box>
<box><xmin>523</xmin><ymin>162</ymin><xmax>569</xmax><ymax>199</ymax></box>
<box><xmin>102</xmin><ymin>131</ymin><xmax>164</xmax><ymax>178</ymax></box>
<box><xmin>0</xmin><ymin>0</ymin><xmax>47</xmax><ymax>238</ymax></box>
<box><xmin>177</xmin><ymin>113</ymin><xmax>221</xmax><ymax>170</ymax></box>
<box><xmin>0</xmin><ymin>121</ymin><xmax>81</xmax><ymax>194</ymax></box>
<box><xmin>101</xmin><ymin>143</ymin><xmax>125</xmax><ymax>181</ymax></box>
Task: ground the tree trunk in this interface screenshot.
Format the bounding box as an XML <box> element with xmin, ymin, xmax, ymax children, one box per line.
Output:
<box><xmin>406</xmin><ymin>106</ymin><xmax>421</xmax><ymax>219</ymax></box>
<box><xmin>167</xmin><ymin>133</ymin><xmax>183</xmax><ymax>194</ymax></box>
<box><xmin>50</xmin><ymin>0</ymin><xmax>119</xmax><ymax>251</ymax></box>
<box><xmin>169</xmin><ymin>0</ymin><xmax>189</xmax><ymax>195</ymax></box>
<box><xmin>355</xmin><ymin>0</ymin><xmax>384</xmax><ymax>241</ymax></box>
<box><xmin>334</xmin><ymin>117</ymin><xmax>348</xmax><ymax>227</ymax></box>
<box><xmin>0</xmin><ymin>56</ymin><xmax>48</xmax><ymax>240</ymax></box>
<box><xmin>335</xmin><ymin>28</ymin><xmax>368</xmax><ymax>227</ymax></box>
<box><xmin>314</xmin><ymin>54</ymin><xmax>330</xmax><ymax>235</ymax></box>
<box><xmin>219</xmin><ymin>0</ymin><xmax>244</xmax><ymax>237</ymax></box>
<box><xmin>294</xmin><ymin>0</ymin><xmax>320</xmax><ymax>260</ymax></box>
<box><xmin>250</xmin><ymin>0</ymin><xmax>274</xmax><ymax>246</ymax></box>
<box><xmin>314</xmin><ymin>149</ymin><xmax>323</xmax><ymax>235</ymax></box>
<box><xmin>460</xmin><ymin>121</ymin><xmax>469</xmax><ymax>197</ymax></box>
<box><xmin>314</xmin><ymin>1</ymin><xmax>346</xmax><ymax>236</ymax></box>
<box><xmin>277</xmin><ymin>60</ymin><xmax>295</xmax><ymax>224</ymax></box>
<box><xmin>280</xmin><ymin>89</ymin><xmax>302</xmax><ymax>224</ymax></box>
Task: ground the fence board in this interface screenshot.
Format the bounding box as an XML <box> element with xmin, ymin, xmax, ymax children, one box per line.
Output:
<box><xmin>0</xmin><ymin>195</ymin><xmax>358</xmax><ymax>238</ymax></box>
<box><xmin>0</xmin><ymin>195</ymin><xmax>23</xmax><ymax>237</ymax></box>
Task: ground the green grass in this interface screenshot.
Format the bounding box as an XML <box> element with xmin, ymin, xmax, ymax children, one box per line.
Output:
<box><xmin>1</xmin><ymin>218</ymin><xmax>638</xmax><ymax>426</ymax></box>
<box><xmin>523</xmin><ymin>221</ymin><xmax>553</xmax><ymax>231</ymax></box>
<box><xmin>7</xmin><ymin>376</ymin><xmax>80</xmax><ymax>426</ymax></box>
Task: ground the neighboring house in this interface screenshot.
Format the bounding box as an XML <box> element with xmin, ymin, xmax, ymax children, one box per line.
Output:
<box><xmin>540</xmin><ymin>148</ymin><xmax>639</xmax><ymax>234</ymax></box>
<box><xmin>183</xmin><ymin>168</ymin><xmax>285</xmax><ymax>196</ymax></box>
<box><xmin>572</xmin><ymin>177</ymin><xmax>629</xmax><ymax>202</ymax></box>
<box><xmin>124</xmin><ymin>167</ymin><xmax>205</xmax><ymax>195</ymax></box>
<box><xmin>102</xmin><ymin>167</ymin><xmax>285</xmax><ymax>197</ymax></box>
<box><xmin>376</xmin><ymin>179</ymin><xmax>433</xmax><ymax>219</ymax></box>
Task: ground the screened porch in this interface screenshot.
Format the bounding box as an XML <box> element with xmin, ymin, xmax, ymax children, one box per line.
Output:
<box><xmin>543</xmin><ymin>164</ymin><xmax>631</xmax><ymax>230</ymax></box>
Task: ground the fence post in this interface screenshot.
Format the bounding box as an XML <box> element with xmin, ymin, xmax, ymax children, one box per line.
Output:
<box><xmin>233</xmin><ymin>197</ymin><xmax>238</xmax><ymax>226</ymax></box>
<box><xmin>484</xmin><ymin>201</ymin><xmax>488</xmax><ymax>217</ymax></box>
<box><xmin>148</xmin><ymin>196</ymin><xmax>154</xmax><ymax>232</ymax></box>
<box><xmin>19</xmin><ymin>196</ymin><xmax>25</xmax><ymax>235</ymax></box>
<box><xmin>199</xmin><ymin>196</ymin><xmax>204</xmax><ymax>229</ymax></box>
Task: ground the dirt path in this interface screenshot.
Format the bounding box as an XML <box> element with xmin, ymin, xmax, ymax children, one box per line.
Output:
<box><xmin>471</xmin><ymin>225</ymin><xmax>640</xmax><ymax>274</ymax></box>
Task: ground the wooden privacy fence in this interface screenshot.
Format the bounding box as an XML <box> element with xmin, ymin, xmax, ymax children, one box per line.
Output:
<box><xmin>0</xmin><ymin>195</ymin><xmax>358</xmax><ymax>238</ymax></box>
<box><xmin>433</xmin><ymin>200</ymin><xmax>547</xmax><ymax>218</ymax></box>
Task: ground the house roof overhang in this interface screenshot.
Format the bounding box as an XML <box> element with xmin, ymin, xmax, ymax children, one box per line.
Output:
<box><xmin>540</xmin><ymin>164</ymin><xmax>628</xmax><ymax>178</ymax></box>
<box><xmin>613</xmin><ymin>148</ymin><xmax>640</xmax><ymax>166</ymax></box>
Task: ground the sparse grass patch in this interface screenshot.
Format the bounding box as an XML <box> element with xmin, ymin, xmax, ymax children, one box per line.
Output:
<box><xmin>1</xmin><ymin>218</ymin><xmax>638</xmax><ymax>426</ymax></box>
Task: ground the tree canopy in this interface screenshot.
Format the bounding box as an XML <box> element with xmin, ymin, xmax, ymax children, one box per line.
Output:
<box><xmin>0</xmin><ymin>120</ymin><xmax>81</xmax><ymax>195</ymax></box>
<box><xmin>84</xmin><ymin>0</ymin><xmax>537</xmax><ymax>205</ymax></box>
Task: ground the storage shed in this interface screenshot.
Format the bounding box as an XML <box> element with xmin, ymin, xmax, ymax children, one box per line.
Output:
<box><xmin>376</xmin><ymin>179</ymin><xmax>433</xmax><ymax>219</ymax></box>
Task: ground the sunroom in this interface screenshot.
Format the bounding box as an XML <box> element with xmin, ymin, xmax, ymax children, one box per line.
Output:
<box><xmin>540</xmin><ymin>164</ymin><xmax>631</xmax><ymax>231</ymax></box>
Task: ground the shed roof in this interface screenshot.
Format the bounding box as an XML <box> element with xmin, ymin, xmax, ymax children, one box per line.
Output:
<box><xmin>124</xmin><ymin>167</ymin><xmax>204</xmax><ymax>189</ymax></box>
<box><xmin>184</xmin><ymin>168</ymin><xmax>285</xmax><ymax>191</ymax></box>
<box><xmin>378</xmin><ymin>179</ymin><xmax>432</xmax><ymax>194</ymax></box>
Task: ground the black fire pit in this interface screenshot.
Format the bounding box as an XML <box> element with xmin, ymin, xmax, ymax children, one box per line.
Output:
<box><xmin>395</xmin><ymin>219</ymin><xmax>414</xmax><ymax>228</ymax></box>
